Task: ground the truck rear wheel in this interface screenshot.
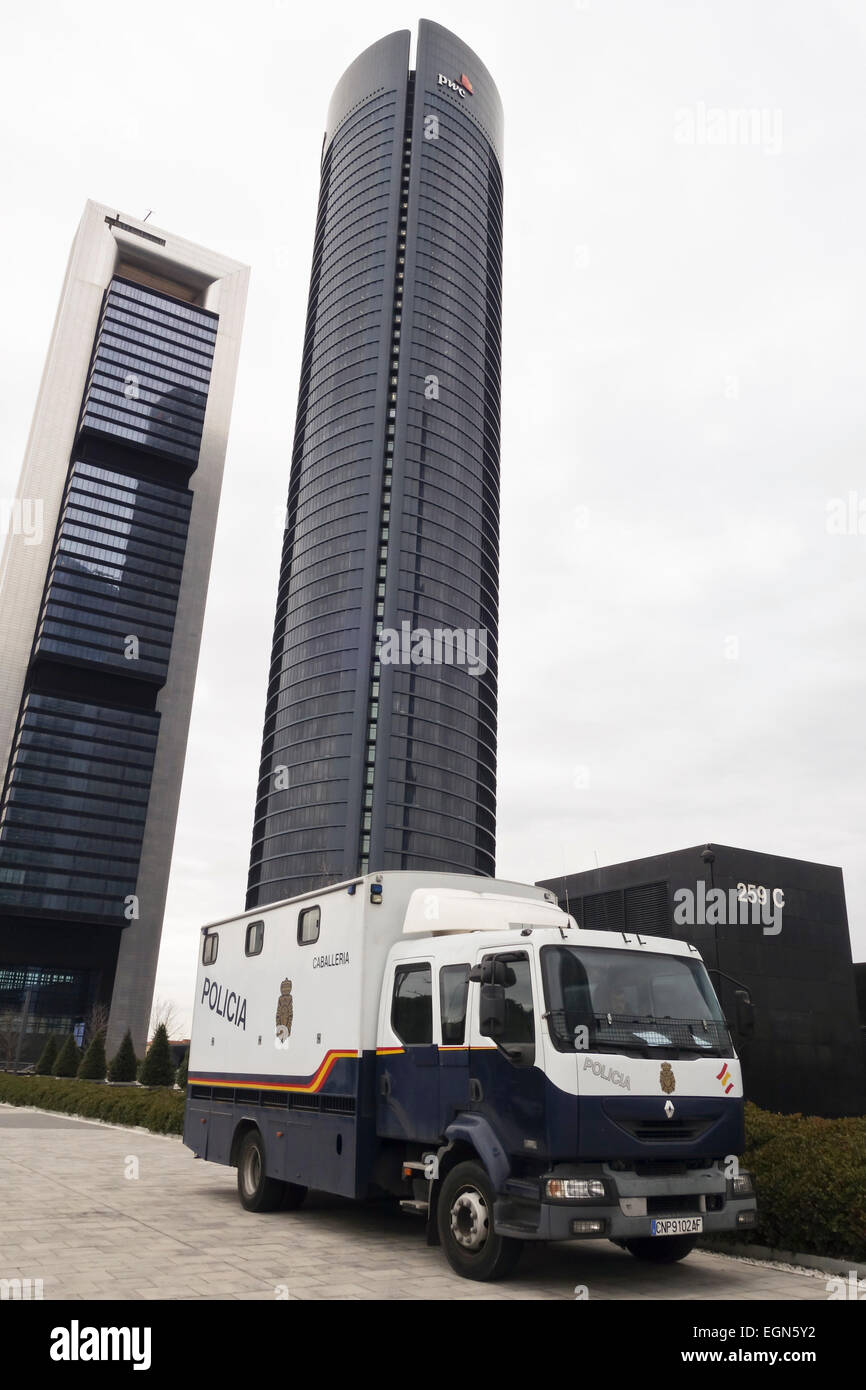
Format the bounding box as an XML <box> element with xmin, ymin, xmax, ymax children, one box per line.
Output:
<box><xmin>624</xmin><ymin>1236</ymin><xmax>696</xmax><ymax>1263</ymax></box>
<box><xmin>237</xmin><ymin>1129</ymin><xmax>285</xmax><ymax>1213</ymax></box>
<box><xmin>437</xmin><ymin>1161</ymin><xmax>522</xmax><ymax>1281</ymax></box>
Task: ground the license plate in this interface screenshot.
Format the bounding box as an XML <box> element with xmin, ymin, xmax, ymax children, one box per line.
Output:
<box><xmin>651</xmin><ymin>1217</ymin><xmax>703</xmax><ymax>1236</ymax></box>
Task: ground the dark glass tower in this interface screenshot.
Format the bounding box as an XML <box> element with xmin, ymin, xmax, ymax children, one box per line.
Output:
<box><xmin>247</xmin><ymin>22</ymin><xmax>503</xmax><ymax>908</ymax></box>
<box><xmin>0</xmin><ymin>277</ymin><xmax>214</xmax><ymax>909</ymax></box>
<box><xmin>0</xmin><ymin>204</ymin><xmax>248</xmax><ymax>1056</ymax></box>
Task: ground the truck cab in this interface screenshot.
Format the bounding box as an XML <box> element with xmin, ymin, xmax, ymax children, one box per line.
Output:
<box><xmin>375</xmin><ymin>919</ymin><xmax>757</xmax><ymax>1278</ymax></box>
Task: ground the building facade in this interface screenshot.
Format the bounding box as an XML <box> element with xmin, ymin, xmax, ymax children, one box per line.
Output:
<box><xmin>0</xmin><ymin>202</ymin><xmax>248</xmax><ymax>1056</ymax></box>
<box><xmin>538</xmin><ymin>844</ymin><xmax>865</xmax><ymax>1117</ymax></box>
<box><xmin>247</xmin><ymin>22</ymin><xmax>503</xmax><ymax>909</ymax></box>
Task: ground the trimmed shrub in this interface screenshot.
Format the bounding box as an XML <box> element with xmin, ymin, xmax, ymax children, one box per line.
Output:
<box><xmin>139</xmin><ymin>1023</ymin><xmax>174</xmax><ymax>1088</ymax></box>
<box><xmin>735</xmin><ymin>1102</ymin><xmax>866</xmax><ymax>1262</ymax></box>
<box><xmin>34</xmin><ymin>1036</ymin><xmax>59</xmax><ymax>1076</ymax></box>
<box><xmin>0</xmin><ymin>1073</ymin><xmax>184</xmax><ymax>1134</ymax></box>
<box><xmin>176</xmin><ymin>1047</ymin><xmax>189</xmax><ymax>1088</ymax></box>
<box><xmin>77</xmin><ymin>1030</ymin><xmax>107</xmax><ymax>1082</ymax></box>
<box><xmin>108</xmin><ymin>1029</ymin><xmax>138</xmax><ymax>1083</ymax></box>
<box><xmin>53</xmin><ymin>1034</ymin><xmax>81</xmax><ymax>1078</ymax></box>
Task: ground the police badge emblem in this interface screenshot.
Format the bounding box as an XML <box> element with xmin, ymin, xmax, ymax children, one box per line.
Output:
<box><xmin>659</xmin><ymin>1062</ymin><xmax>676</xmax><ymax>1094</ymax></box>
<box><xmin>276</xmin><ymin>979</ymin><xmax>294</xmax><ymax>1042</ymax></box>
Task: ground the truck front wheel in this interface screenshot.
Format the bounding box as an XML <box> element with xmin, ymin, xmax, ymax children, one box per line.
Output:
<box><xmin>436</xmin><ymin>1161</ymin><xmax>522</xmax><ymax>1281</ymax></box>
<box><xmin>237</xmin><ymin>1129</ymin><xmax>287</xmax><ymax>1213</ymax></box>
<box><xmin>624</xmin><ymin>1236</ymin><xmax>696</xmax><ymax>1263</ymax></box>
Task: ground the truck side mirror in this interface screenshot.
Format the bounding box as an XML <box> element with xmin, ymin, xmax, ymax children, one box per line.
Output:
<box><xmin>734</xmin><ymin>989</ymin><xmax>755</xmax><ymax>1038</ymax></box>
<box><xmin>479</xmin><ymin>982</ymin><xmax>506</xmax><ymax>1039</ymax></box>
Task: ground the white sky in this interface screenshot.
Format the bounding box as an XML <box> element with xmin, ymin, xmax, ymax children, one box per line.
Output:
<box><xmin>2</xmin><ymin>0</ymin><xmax>865</xmax><ymax>1035</ymax></box>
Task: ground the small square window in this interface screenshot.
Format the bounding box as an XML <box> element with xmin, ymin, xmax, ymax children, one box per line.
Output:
<box><xmin>298</xmin><ymin>905</ymin><xmax>320</xmax><ymax>946</ymax></box>
<box><xmin>202</xmin><ymin>933</ymin><xmax>218</xmax><ymax>965</ymax></box>
<box><xmin>245</xmin><ymin>920</ymin><xmax>264</xmax><ymax>956</ymax></box>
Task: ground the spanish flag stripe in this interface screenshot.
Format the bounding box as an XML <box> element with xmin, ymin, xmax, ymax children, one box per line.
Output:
<box><xmin>189</xmin><ymin>1048</ymin><xmax>357</xmax><ymax>1094</ymax></box>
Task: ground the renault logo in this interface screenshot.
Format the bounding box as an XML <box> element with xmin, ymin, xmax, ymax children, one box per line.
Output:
<box><xmin>664</xmin><ymin>1099</ymin><xmax>675</xmax><ymax>1119</ymax></box>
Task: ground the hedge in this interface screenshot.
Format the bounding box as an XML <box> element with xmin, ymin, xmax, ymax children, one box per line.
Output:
<box><xmin>733</xmin><ymin>1101</ymin><xmax>866</xmax><ymax>1263</ymax></box>
<box><xmin>0</xmin><ymin>1073</ymin><xmax>184</xmax><ymax>1135</ymax></box>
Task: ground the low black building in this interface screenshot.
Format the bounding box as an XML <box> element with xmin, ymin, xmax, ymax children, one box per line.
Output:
<box><xmin>538</xmin><ymin>844</ymin><xmax>864</xmax><ymax>1118</ymax></box>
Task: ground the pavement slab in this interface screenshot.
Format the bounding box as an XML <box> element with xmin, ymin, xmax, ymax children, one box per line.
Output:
<box><xmin>0</xmin><ymin>1106</ymin><xmax>834</xmax><ymax>1302</ymax></box>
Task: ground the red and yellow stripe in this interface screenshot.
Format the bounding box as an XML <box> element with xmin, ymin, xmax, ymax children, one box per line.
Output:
<box><xmin>190</xmin><ymin>1048</ymin><xmax>357</xmax><ymax>1094</ymax></box>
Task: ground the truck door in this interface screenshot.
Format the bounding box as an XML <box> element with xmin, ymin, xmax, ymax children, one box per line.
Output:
<box><xmin>438</xmin><ymin>962</ymin><xmax>471</xmax><ymax>1130</ymax></box>
<box><xmin>468</xmin><ymin>949</ymin><xmax>546</xmax><ymax>1156</ymax></box>
<box><xmin>376</xmin><ymin>959</ymin><xmax>441</xmax><ymax>1142</ymax></box>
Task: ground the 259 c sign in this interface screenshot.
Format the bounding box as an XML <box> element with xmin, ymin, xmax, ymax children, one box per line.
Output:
<box><xmin>737</xmin><ymin>882</ymin><xmax>785</xmax><ymax>909</ymax></box>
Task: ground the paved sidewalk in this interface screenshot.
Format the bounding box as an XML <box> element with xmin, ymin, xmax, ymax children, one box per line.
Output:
<box><xmin>0</xmin><ymin>1107</ymin><xmax>831</xmax><ymax>1301</ymax></box>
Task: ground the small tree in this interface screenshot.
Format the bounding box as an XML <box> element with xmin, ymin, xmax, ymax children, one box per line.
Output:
<box><xmin>139</xmin><ymin>1022</ymin><xmax>174</xmax><ymax>1087</ymax></box>
<box><xmin>176</xmin><ymin>1046</ymin><xmax>189</xmax><ymax>1088</ymax></box>
<box><xmin>108</xmin><ymin>1029</ymin><xmax>138</xmax><ymax>1083</ymax></box>
<box><xmin>34</xmin><ymin>1036</ymin><xmax>59</xmax><ymax>1075</ymax></box>
<box><xmin>84</xmin><ymin>1003</ymin><xmax>110</xmax><ymax>1047</ymax></box>
<box><xmin>53</xmin><ymin>1034</ymin><xmax>81</xmax><ymax>1078</ymax></box>
<box><xmin>149</xmin><ymin>996</ymin><xmax>182</xmax><ymax>1040</ymax></box>
<box><xmin>77</xmin><ymin>1030</ymin><xmax>107</xmax><ymax>1081</ymax></box>
<box><xmin>0</xmin><ymin>1011</ymin><xmax>20</xmax><ymax>1071</ymax></box>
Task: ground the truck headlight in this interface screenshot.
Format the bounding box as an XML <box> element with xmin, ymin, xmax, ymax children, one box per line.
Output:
<box><xmin>546</xmin><ymin>1178</ymin><xmax>606</xmax><ymax>1201</ymax></box>
<box><xmin>728</xmin><ymin>1172</ymin><xmax>755</xmax><ymax>1197</ymax></box>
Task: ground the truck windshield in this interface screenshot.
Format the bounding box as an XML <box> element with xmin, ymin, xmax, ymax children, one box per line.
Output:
<box><xmin>540</xmin><ymin>945</ymin><xmax>732</xmax><ymax>1056</ymax></box>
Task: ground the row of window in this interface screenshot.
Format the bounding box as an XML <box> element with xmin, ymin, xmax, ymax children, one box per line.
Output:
<box><xmin>390</xmin><ymin>954</ymin><xmax>532</xmax><ymax>1048</ymax></box>
<box><xmin>202</xmin><ymin>904</ymin><xmax>321</xmax><ymax>965</ymax></box>
<box><xmin>79</xmin><ymin>410</ymin><xmax>200</xmax><ymax>462</ymax></box>
<box><xmin>96</xmin><ymin>311</ymin><xmax>215</xmax><ymax>369</ymax></box>
<box><xmin>71</xmin><ymin>460</ymin><xmax>193</xmax><ymax>510</ymax></box>
<box><xmin>109</xmin><ymin>277</ymin><xmax>218</xmax><ymax>330</ymax></box>
<box><xmin>19</xmin><ymin>692</ymin><xmax>161</xmax><ymax>738</ymax></box>
<box><xmin>102</xmin><ymin>301</ymin><xmax>217</xmax><ymax>356</ymax></box>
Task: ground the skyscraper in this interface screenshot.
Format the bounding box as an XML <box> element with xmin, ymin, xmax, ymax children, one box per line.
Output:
<box><xmin>0</xmin><ymin>202</ymin><xmax>248</xmax><ymax>1055</ymax></box>
<box><xmin>247</xmin><ymin>22</ymin><xmax>503</xmax><ymax>908</ymax></box>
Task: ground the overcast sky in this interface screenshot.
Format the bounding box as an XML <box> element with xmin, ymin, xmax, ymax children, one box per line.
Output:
<box><xmin>2</xmin><ymin>0</ymin><xmax>865</xmax><ymax>1034</ymax></box>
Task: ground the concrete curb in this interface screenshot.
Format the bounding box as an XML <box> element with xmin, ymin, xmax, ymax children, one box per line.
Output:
<box><xmin>700</xmin><ymin>1237</ymin><xmax>866</xmax><ymax>1280</ymax></box>
<box><xmin>0</xmin><ymin>1101</ymin><xmax>182</xmax><ymax>1140</ymax></box>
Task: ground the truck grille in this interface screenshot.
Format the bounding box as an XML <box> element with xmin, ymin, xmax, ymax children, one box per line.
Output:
<box><xmin>646</xmin><ymin>1195</ymin><xmax>703</xmax><ymax>1215</ymax></box>
<box><xmin>614</xmin><ymin>1116</ymin><xmax>714</xmax><ymax>1143</ymax></box>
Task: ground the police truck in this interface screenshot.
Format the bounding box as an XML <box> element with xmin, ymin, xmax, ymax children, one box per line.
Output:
<box><xmin>184</xmin><ymin>871</ymin><xmax>757</xmax><ymax>1280</ymax></box>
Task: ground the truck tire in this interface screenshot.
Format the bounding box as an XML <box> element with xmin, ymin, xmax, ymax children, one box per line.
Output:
<box><xmin>237</xmin><ymin>1129</ymin><xmax>285</xmax><ymax>1213</ymax></box>
<box><xmin>624</xmin><ymin>1236</ymin><xmax>696</xmax><ymax>1264</ymax></box>
<box><xmin>436</xmin><ymin>1161</ymin><xmax>522</xmax><ymax>1281</ymax></box>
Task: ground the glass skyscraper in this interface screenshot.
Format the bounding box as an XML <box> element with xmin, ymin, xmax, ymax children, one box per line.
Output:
<box><xmin>0</xmin><ymin>203</ymin><xmax>248</xmax><ymax>1056</ymax></box>
<box><xmin>247</xmin><ymin>22</ymin><xmax>504</xmax><ymax>908</ymax></box>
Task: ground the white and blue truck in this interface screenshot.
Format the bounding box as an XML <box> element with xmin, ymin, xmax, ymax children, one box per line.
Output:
<box><xmin>184</xmin><ymin>871</ymin><xmax>757</xmax><ymax>1280</ymax></box>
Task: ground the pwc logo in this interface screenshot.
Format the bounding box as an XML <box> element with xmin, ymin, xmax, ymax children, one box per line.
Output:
<box><xmin>437</xmin><ymin>72</ymin><xmax>473</xmax><ymax>97</ymax></box>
